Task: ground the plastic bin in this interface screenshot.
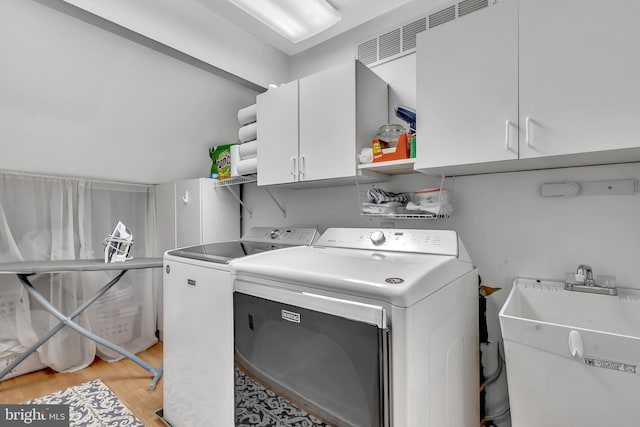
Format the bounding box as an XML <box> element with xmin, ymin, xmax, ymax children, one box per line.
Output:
<box><xmin>0</xmin><ymin>287</ymin><xmax>21</xmax><ymax>340</ymax></box>
<box><xmin>499</xmin><ymin>278</ymin><xmax>640</xmax><ymax>426</ymax></box>
<box><xmin>92</xmin><ymin>285</ymin><xmax>134</xmax><ymax>313</ymax></box>
<box><xmin>91</xmin><ymin>304</ymin><xmax>138</xmax><ymax>345</ymax></box>
<box><xmin>0</xmin><ymin>351</ymin><xmax>47</xmax><ymax>381</ymax></box>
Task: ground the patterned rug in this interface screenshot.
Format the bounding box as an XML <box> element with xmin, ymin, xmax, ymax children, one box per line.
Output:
<box><xmin>23</xmin><ymin>379</ymin><xmax>143</xmax><ymax>427</ymax></box>
<box><xmin>235</xmin><ymin>367</ymin><xmax>332</xmax><ymax>427</ymax></box>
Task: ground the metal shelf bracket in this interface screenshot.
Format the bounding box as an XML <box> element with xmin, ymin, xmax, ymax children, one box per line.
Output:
<box><xmin>209</xmin><ymin>175</ymin><xmax>286</xmax><ymax>218</ymax></box>
<box><xmin>263</xmin><ymin>187</ymin><xmax>286</xmax><ymax>218</ymax></box>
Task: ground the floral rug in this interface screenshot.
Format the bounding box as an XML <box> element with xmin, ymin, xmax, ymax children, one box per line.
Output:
<box><xmin>23</xmin><ymin>379</ymin><xmax>143</xmax><ymax>427</ymax></box>
<box><xmin>235</xmin><ymin>367</ymin><xmax>332</xmax><ymax>427</ymax></box>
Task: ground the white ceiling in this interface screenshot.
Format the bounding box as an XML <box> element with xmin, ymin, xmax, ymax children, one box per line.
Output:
<box><xmin>195</xmin><ymin>0</ymin><xmax>428</xmax><ymax>56</ymax></box>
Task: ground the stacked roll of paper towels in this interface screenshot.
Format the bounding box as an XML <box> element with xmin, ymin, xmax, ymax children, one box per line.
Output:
<box><xmin>230</xmin><ymin>144</ymin><xmax>258</xmax><ymax>177</ymax></box>
<box><xmin>237</xmin><ymin>104</ymin><xmax>257</xmax><ymax>126</ymax></box>
<box><xmin>232</xmin><ymin>103</ymin><xmax>258</xmax><ymax>177</ymax></box>
<box><xmin>238</xmin><ymin>122</ymin><xmax>257</xmax><ymax>143</ymax></box>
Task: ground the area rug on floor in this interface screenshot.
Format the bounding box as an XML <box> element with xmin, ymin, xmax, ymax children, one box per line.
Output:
<box><xmin>23</xmin><ymin>379</ymin><xmax>143</xmax><ymax>427</ymax></box>
<box><xmin>235</xmin><ymin>367</ymin><xmax>331</xmax><ymax>427</ymax></box>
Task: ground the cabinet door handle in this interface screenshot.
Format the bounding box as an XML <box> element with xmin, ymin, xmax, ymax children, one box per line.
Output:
<box><xmin>182</xmin><ymin>190</ymin><xmax>189</xmax><ymax>204</ymax></box>
<box><xmin>290</xmin><ymin>157</ymin><xmax>297</xmax><ymax>178</ymax></box>
<box><xmin>525</xmin><ymin>117</ymin><xmax>532</xmax><ymax>147</ymax></box>
<box><xmin>298</xmin><ymin>155</ymin><xmax>305</xmax><ymax>179</ymax></box>
<box><xmin>505</xmin><ymin>120</ymin><xmax>517</xmax><ymax>154</ymax></box>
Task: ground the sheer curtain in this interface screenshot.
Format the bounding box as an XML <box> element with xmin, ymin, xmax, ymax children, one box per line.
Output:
<box><xmin>0</xmin><ymin>172</ymin><xmax>157</xmax><ymax>372</ymax></box>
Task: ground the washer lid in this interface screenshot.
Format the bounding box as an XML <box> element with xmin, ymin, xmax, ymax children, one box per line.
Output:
<box><xmin>230</xmin><ymin>245</ymin><xmax>473</xmax><ymax>307</ymax></box>
<box><xmin>165</xmin><ymin>227</ymin><xmax>319</xmax><ymax>263</ymax></box>
<box><xmin>167</xmin><ymin>241</ymin><xmax>247</xmax><ymax>264</ymax></box>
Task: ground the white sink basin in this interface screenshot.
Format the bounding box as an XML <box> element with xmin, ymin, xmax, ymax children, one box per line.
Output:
<box><xmin>499</xmin><ymin>278</ymin><xmax>640</xmax><ymax>427</ymax></box>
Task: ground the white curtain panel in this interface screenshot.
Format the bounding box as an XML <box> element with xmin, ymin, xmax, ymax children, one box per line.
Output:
<box><xmin>0</xmin><ymin>172</ymin><xmax>157</xmax><ymax>372</ymax></box>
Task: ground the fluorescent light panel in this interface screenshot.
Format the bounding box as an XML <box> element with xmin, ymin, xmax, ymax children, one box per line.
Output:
<box><xmin>227</xmin><ymin>0</ymin><xmax>341</xmax><ymax>43</ymax></box>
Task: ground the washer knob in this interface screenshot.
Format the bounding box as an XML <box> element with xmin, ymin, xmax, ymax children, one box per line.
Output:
<box><xmin>269</xmin><ymin>229</ymin><xmax>281</xmax><ymax>239</ymax></box>
<box><xmin>370</xmin><ymin>230</ymin><xmax>386</xmax><ymax>245</ymax></box>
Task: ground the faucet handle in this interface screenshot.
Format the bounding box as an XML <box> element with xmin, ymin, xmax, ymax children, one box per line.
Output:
<box><xmin>576</xmin><ymin>264</ymin><xmax>596</xmax><ymax>286</ymax></box>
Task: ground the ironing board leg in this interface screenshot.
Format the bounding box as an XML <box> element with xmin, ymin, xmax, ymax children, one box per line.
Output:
<box><xmin>0</xmin><ymin>271</ymin><xmax>127</xmax><ymax>382</ymax></box>
<box><xmin>1</xmin><ymin>272</ymin><xmax>163</xmax><ymax>390</ymax></box>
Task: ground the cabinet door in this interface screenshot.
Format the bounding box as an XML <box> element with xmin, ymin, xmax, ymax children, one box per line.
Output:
<box><xmin>519</xmin><ymin>0</ymin><xmax>640</xmax><ymax>158</ymax></box>
<box><xmin>415</xmin><ymin>1</ymin><xmax>518</xmax><ymax>170</ymax></box>
<box><xmin>299</xmin><ymin>61</ymin><xmax>356</xmax><ymax>181</ymax></box>
<box><xmin>200</xmin><ymin>180</ymin><xmax>240</xmax><ymax>244</ymax></box>
<box><xmin>175</xmin><ymin>179</ymin><xmax>202</xmax><ymax>248</ymax></box>
<box><xmin>257</xmin><ymin>80</ymin><xmax>300</xmax><ymax>186</ymax></box>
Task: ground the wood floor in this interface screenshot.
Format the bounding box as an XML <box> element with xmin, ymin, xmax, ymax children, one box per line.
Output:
<box><xmin>0</xmin><ymin>341</ymin><xmax>165</xmax><ymax>427</ymax></box>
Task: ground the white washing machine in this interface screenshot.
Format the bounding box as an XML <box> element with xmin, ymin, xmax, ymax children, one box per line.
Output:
<box><xmin>230</xmin><ymin>228</ymin><xmax>479</xmax><ymax>427</ymax></box>
<box><xmin>161</xmin><ymin>227</ymin><xmax>319</xmax><ymax>427</ymax></box>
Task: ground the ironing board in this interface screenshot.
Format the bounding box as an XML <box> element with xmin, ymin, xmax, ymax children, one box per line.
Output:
<box><xmin>0</xmin><ymin>258</ymin><xmax>163</xmax><ymax>390</ymax></box>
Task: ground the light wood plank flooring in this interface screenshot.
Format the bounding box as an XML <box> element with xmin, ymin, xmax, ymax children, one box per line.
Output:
<box><xmin>0</xmin><ymin>341</ymin><xmax>165</xmax><ymax>427</ymax></box>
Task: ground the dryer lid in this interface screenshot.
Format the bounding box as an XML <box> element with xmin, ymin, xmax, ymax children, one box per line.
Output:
<box><xmin>230</xmin><ymin>244</ymin><xmax>473</xmax><ymax>307</ymax></box>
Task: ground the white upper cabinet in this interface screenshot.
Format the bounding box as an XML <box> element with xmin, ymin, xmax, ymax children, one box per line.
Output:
<box><xmin>416</xmin><ymin>0</ymin><xmax>640</xmax><ymax>175</ymax></box>
<box><xmin>415</xmin><ymin>0</ymin><xmax>518</xmax><ymax>171</ymax></box>
<box><xmin>256</xmin><ymin>80</ymin><xmax>300</xmax><ymax>187</ymax></box>
<box><xmin>299</xmin><ymin>61</ymin><xmax>358</xmax><ymax>182</ymax></box>
<box><xmin>519</xmin><ymin>0</ymin><xmax>640</xmax><ymax>158</ymax></box>
<box><xmin>257</xmin><ymin>60</ymin><xmax>388</xmax><ymax>187</ymax></box>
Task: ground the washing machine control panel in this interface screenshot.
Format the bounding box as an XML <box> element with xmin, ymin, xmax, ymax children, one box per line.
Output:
<box><xmin>317</xmin><ymin>228</ymin><xmax>459</xmax><ymax>256</ymax></box>
<box><xmin>370</xmin><ymin>230</ymin><xmax>386</xmax><ymax>245</ymax></box>
<box><xmin>242</xmin><ymin>227</ymin><xmax>319</xmax><ymax>246</ymax></box>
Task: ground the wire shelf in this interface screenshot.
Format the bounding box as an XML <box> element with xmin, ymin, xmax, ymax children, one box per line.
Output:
<box><xmin>360</xmin><ymin>212</ymin><xmax>447</xmax><ymax>219</ymax></box>
<box><xmin>357</xmin><ymin>173</ymin><xmax>451</xmax><ymax>219</ymax></box>
<box><xmin>210</xmin><ymin>174</ymin><xmax>257</xmax><ymax>187</ymax></box>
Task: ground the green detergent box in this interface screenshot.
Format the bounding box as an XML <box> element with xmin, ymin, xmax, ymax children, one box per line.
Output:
<box><xmin>210</xmin><ymin>144</ymin><xmax>235</xmax><ymax>180</ymax></box>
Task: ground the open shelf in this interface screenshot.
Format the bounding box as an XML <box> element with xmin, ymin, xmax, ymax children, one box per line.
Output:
<box><xmin>210</xmin><ymin>174</ymin><xmax>257</xmax><ymax>187</ymax></box>
<box><xmin>361</xmin><ymin>212</ymin><xmax>445</xmax><ymax>219</ymax></box>
<box><xmin>357</xmin><ymin>159</ymin><xmax>416</xmax><ymax>175</ymax></box>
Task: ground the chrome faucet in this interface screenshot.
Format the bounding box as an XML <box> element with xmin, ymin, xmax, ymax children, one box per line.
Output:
<box><xmin>576</xmin><ymin>264</ymin><xmax>596</xmax><ymax>286</ymax></box>
<box><xmin>565</xmin><ymin>264</ymin><xmax>617</xmax><ymax>295</ymax></box>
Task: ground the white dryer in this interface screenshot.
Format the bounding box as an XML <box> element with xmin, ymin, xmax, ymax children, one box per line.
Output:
<box><xmin>230</xmin><ymin>228</ymin><xmax>479</xmax><ymax>427</ymax></box>
<box><xmin>161</xmin><ymin>227</ymin><xmax>318</xmax><ymax>427</ymax></box>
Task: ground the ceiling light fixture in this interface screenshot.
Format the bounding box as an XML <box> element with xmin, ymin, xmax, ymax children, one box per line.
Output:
<box><xmin>227</xmin><ymin>0</ymin><xmax>341</xmax><ymax>44</ymax></box>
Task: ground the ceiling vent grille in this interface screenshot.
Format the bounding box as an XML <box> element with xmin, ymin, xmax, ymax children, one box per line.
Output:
<box><xmin>429</xmin><ymin>5</ymin><xmax>456</xmax><ymax>28</ymax></box>
<box><xmin>402</xmin><ymin>17</ymin><xmax>427</xmax><ymax>51</ymax></box>
<box><xmin>357</xmin><ymin>38</ymin><xmax>378</xmax><ymax>66</ymax></box>
<box><xmin>458</xmin><ymin>0</ymin><xmax>488</xmax><ymax>18</ymax></box>
<box><xmin>379</xmin><ymin>28</ymin><xmax>402</xmax><ymax>60</ymax></box>
<box><xmin>356</xmin><ymin>0</ymin><xmax>490</xmax><ymax>67</ymax></box>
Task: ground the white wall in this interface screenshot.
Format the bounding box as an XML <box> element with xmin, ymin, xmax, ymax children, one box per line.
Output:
<box><xmin>57</xmin><ymin>0</ymin><xmax>290</xmax><ymax>89</ymax></box>
<box><xmin>1</xmin><ymin>0</ymin><xmax>258</xmax><ymax>184</ymax></box>
<box><xmin>245</xmin><ymin>40</ymin><xmax>640</xmax><ymax>425</ymax></box>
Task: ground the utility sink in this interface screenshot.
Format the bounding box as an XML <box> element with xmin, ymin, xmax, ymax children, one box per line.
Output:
<box><xmin>499</xmin><ymin>278</ymin><xmax>640</xmax><ymax>427</ymax></box>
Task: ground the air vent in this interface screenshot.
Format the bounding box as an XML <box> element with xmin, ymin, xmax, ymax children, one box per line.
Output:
<box><xmin>402</xmin><ymin>18</ymin><xmax>427</xmax><ymax>51</ymax></box>
<box><xmin>429</xmin><ymin>5</ymin><xmax>456</xmax><ymax>28</ymax></box>
<box><xmin>379</xmin><ymin>28</ymin><xmax>401</xmax><ymax>60</ymax></box>
<box><xmin>356</xmin><ymin>0</ymin><xmax>491</xmax><ymax>67</ymax></box>
<box><xmin>458</xmin><ymin>0</ymin><xmax>488</xmax><ymax>17</ymax></box>
<box><xmin>357</xmin><ymin>38</ymin><xmax>378</xmax><ymax>66</ymax></box>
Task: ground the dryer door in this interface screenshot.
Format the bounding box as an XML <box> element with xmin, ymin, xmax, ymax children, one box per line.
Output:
<box><xmin>234</xmin><ymin>285</ymin><xmax>389</xmax><ymax>427</ymax></box>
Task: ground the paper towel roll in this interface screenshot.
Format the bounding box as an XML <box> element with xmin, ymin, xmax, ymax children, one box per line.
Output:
<box><xmin>236</xmin><ymin>157</ymin><xmax>258</xmax><ymax>176</ymax></box>
<box><xmin>230</xmin><ymin>144</ymin><xmax>241</xmax><ymax>177</ymax></box>
<box><xmin>237</xmin><ymin>104</ymin><xmax>257</xmax><ymax>126</ymax></box>
<box><xmin>238</xmin><ymin>122</ymin><xmax>257</xmax><ymax>143</ymax></box>
<box><xmin>238</xmin><ymin>140</ymin><xmax>257</xmax><ymax>159</ymax></box>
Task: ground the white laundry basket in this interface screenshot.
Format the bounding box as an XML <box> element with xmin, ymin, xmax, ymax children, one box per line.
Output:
<box><xmin>0</xmin><ymin>351</ymin><xmax>47</xmax><ymax>381</ymax></box>
<box><xmin>91</xmin><ymin>304</ymin><xmax>139</xmax><ymax>345</ymax></box>
<box><xmin>499</xmin><ymin>278</ymin><xmax>640</xmax><ymax>427</ymax></box>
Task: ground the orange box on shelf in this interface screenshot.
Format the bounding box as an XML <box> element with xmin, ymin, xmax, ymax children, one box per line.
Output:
<box><xmin>373</xmin><ymin>133</ymin><xmax>412</xmax><ymax>163</ymax></box>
